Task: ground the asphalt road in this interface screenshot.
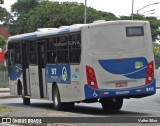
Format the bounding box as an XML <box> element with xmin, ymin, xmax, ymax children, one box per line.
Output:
<box><xmin>0</xmin><ymin>89</ymin><xmax>160</xmax><ymax>125</ymax></box>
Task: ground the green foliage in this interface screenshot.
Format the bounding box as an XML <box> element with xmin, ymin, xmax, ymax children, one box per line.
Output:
<box><xmin>119</xmin><ymin>14</ymin><xmax>160</xmax><ymax>42</ymax></box>
<box><xmin>0</xmin><ymin>7</ymin><xmax>9</xmax><ymax>22</ymax></box>
<box><xmin>0</xmin><ymin>84</ymin><xmax>8</xmax><ymax>88</ymax></box>
<box><xmin>153</xmin><ymin>42</ymin><xmax>160</xmax><ymax>68</ymax></box>
<box><xmin>0</xmin><ymin>105</ymin><xmax>15</xmax><ymax>112</ymax></box>
<box><xmin>0</xmin><ymin>0</ymin><xmax>10</xmax><ymax>24</ymax></box>
<box><xmin>11</xmin><ymin>0</ymin><xmax>39</xmax><ymax>14</ymax></box>
<box><xmin>7</xmin><ymin>0</ymin><xmax>160</xmax><ymax>42</ymax></box>
<box><xmin>0</xmin><ymin>0</ymin><xmax>3</xmax><ymax>4</ymax></box>
<box><xmin>9</xmin><ymin>0</ymin><xmax>117</xmax><ymax>34</ymax></box>
<box><xmin>0</xmin><ymin>35</ymin><xmax>6</xmax><ymax>49</ymax></box>
<box><xmin>0</xmin><ymin>63</ymin><xmax>7</xmax><ymax>71</ymax></box>
<box><xmin>153</xmin><ymin>42</ymin><xmax>160</xmax><ymax>56</ymax></box>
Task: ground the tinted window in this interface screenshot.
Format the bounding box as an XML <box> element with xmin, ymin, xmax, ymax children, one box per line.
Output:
<box><xmin>126</xmin><ymin>26</ymin><xmax>144</xmax><ymax>37</ymax></box>
<box><xmin>29</xmin><ymin>41</ymin><xmax>37</xmax><ymax>64</ymax></box>
<box><xmin>69</xmin><ymin>33</ymin><xmax>81</xmax><ymax>64</ymax></box>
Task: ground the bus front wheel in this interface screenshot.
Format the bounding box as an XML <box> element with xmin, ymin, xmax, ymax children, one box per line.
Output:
<box><xmin>101</xmin><ymin>98</ymin><xmax>123</xmax><ymax>111</ymax></box>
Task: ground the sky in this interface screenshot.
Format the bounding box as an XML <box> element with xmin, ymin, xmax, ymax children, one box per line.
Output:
<box><xmin>2</xmin><ymin>0</ymin><xmax>160</xmax><ymax>18</ymax></box>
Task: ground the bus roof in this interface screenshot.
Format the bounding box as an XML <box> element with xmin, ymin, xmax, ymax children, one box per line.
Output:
<box><xmin>37</xmin><ymin>24</ymin><xmax>87</xmax><ymax>37</ymax></box>
<box><xmin>8</xmin><ymin>20</ymin><xmax>149</xmax><ymax>42</ymax></box>
<box><xmin>8</xmin><ymin>32</ymin><xmax>37</xmax><ymax>42</ymax></box>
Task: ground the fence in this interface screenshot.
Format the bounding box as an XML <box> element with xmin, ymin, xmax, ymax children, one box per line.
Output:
<box><xmin>0</xmin><ymin>70</ymin><xmax>9</xmax><ymax>88</ymax></box>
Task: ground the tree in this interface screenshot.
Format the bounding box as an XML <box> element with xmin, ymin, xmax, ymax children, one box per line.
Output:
<box><xmin>9</xmin><ymin>1</ymin><xmax>117</xmax><ymax>34</ymax></box>
<box><xmin>0</xmin><ymin>35</ymin><xmax>6</xmax><ymax>49</ymax></box>
<box><xmin>9</xmin><ymin>0</ymin><xmax>40</xmax><ymax>34</ymax></box>
<box><xmin>0</xmin><ymin>0</ymin><xmax>3</xmax><ymax>4</ymax></box>
<box><xmin>153</xmin><ymin>42</ymin><xmax>160</xmax><ymax>68</ymax></box>
<box><xmin>11</xmin><ymin>0</ymin><xmax>39</xmax><ymax>14</ymax></box>
<box><xmin>119</xmin><ymin>14</ymin><xmax>160</xmax><ymax>42</ymax></box>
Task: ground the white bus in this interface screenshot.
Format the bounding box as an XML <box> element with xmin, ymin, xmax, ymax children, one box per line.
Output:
<box><xmin>5</xmin><ymin>20</ymin><xmax>156</xmax><ymax>111</ymax></box>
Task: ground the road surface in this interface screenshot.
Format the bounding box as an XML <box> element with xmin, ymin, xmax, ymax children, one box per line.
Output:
<box><xmin>0</xmin><ymin>89</ymin><xmax>160</xmax><ymax>125</ymax></box>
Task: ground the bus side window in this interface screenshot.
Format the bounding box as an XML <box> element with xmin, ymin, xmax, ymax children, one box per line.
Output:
<box><xmin>47</xmin><ymin>51</ymin><xmax>57</xmax><ymax>64</ymax></box>
<box><xmin>47</xmin><ymin>37</ymin><xmax>57</xmax><ymax>64</ymax></box>
<box><xmin>29</xmin><ymin>41</ymin><xmax>37</xmax><ymax>64</ymax></box>
<box><xmin>14</xmin><ymin>42</ymin><xmax>21</xmax><ymax>64</ymax></box>
<box><xmin>57</xmin><ymin>35</ymin><xmax>68</xmax><ymax>64</ymax></box>
<box><xmin>69</xmin><ymin>33</ymin><xmax>81</xmax><ymax>64</ymax></box>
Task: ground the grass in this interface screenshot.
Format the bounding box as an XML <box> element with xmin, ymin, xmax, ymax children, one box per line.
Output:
<box><xmin>0</xmin><ymin>83</ymin><xmax>9</xmax><ymax>88</ymax></box>
<box><xmin>0</xmin><ymin>105</ymin><xmax>15</xmax><ymax>112</ymax></box>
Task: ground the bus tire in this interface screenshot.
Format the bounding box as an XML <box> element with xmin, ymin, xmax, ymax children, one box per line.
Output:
<box><xmin>23</xmin><ymin>97</ymin><xmax>30</xmax><ymax>105</ymax></box>
<box><xmin>17</xmin><ymin>80</ymin><xmax>22</xmax><ymax>95</ymax></box>
<box><xmin>101</xmin><ymin>98</ymin><xmax>123</xmax><ymax>111</ymax></box>
<box><xmin>63</xmin><ymin>102</ymin><xmax>75</xmax><ymax>110</ymax></box>
<box><xmin>53</xmin><ymin>85</ymin><xmax>63</xmax><ymax>110</ymax></box>
<box><xmin>53</xmin><ymin>85</ymin><xmax>75</xmax><ymax>110</ymax></box>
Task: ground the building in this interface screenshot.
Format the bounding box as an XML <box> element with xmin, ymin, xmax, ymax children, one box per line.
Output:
<box><xmin>0</xmin><ymin>26</ymin><xmax>10</xmax><ymax>63</ymax></box>
<box><xmin>0</xmin><ymin>25</ymin><xmax>10</xmax><ymax>40</ymax></box>
<box><xmin>0</xmin><ymin>49</ymin><xmax>5</xmax><ymax>63</ymax></box>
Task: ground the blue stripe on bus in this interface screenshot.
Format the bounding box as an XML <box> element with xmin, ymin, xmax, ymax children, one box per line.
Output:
<box><xmin>58</xmin><ymin>27</ymin><xmax>70</xmax><ymax>34</ymax></box>
<box><xmin>23</xmin><ymin>33</ymin><xmax>37</xmax><ymax>40</ymax></box>
<box><xmin>10</xmin><ymin>32</ymin><xmax>37</xmax><ymax>41</ymax></box>
<box><xmin>84</xmin><ymin>79</ymin><xmax>156</xmax><ymax>100</ymax></box>
<box><xmin>10</xmin><ymin>65</ymin><xmax>23</xmax><ymax>80</ymax></box>
<box><xmin>46</xmin><ymin>65</ymin><xmax>71</xmax><ymax>84</ymax></box>
<box><xmin>98</xmin><ymin>57</ymin><xmax>148</xmax><ymax>79</ymax></box>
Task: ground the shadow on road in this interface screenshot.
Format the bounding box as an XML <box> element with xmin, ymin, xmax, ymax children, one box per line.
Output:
<box><xmin>2</xmin><ymin>101</ymin><xmax>153</xmax><ymax>117</ymax></box>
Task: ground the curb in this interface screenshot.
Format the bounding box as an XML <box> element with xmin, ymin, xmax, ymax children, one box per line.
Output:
<box><xmin>0</xmin><ymin>95</ymin><xmax>20</xmax><ymax>99</ymax></box>
<box><xmin>0</xmin><ymin>88</ymin><xmax>10</xmax><ymax>93</ymax></box>
<box><xmin>0</xmin><ymin>88</ymin><xmax>20</xmax><ymax>99</ymax></box>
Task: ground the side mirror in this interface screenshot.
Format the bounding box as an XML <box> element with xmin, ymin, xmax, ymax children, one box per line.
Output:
<box><xmin>4</xmin><ymin>50</ymin><xmax>14</xmax><ymax>67</ymax></box>
<box><xmin>4</xmin><ymin>51</ymin><xmax>9</xmax><ymax>67</ymax></box>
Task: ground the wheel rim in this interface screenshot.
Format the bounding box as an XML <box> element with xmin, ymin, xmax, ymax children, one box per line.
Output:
<box><xmin>54</xmin><ymin>90</ymin><xmax>58</xmax><ymax>106</ymax></box>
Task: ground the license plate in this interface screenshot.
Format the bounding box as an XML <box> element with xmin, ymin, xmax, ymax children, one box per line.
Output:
<box><xmin>115</xmin><ymin>81</ymin><xmax>128</xmax><ymax>87</ymax></box>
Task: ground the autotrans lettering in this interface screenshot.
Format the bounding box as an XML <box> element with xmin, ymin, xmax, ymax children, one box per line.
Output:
<box><xmin>68</xmin><ymin>41</ymin><xmax>80</xmax><ymax>46</ymax></box>
<box><xmin>115</xmin><ymin>91</ymin><xmax>130</xmax><ymax>94</ymax></box>
<box><xmin>53</xmin><ymin>42</ymin><xmax>67</xmax><ymax>47</ymax></box>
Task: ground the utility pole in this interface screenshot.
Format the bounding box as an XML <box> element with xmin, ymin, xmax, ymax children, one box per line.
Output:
<box><xmin>84</xmin><ymin>0</ymin><xmax>87</xmax><ymax>24</ymax></box>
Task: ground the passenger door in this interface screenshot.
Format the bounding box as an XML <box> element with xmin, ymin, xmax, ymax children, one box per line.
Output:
<box><xmin>37</xmin><ymin>40</ymin><xmax>47</xmax><ymax>98</ymax></box>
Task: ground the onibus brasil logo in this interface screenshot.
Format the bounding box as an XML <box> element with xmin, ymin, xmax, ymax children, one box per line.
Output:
<box><xmin>62</xmin><ymin>67</ymin><xmax>67</xmax><ymax>81</ymax></box>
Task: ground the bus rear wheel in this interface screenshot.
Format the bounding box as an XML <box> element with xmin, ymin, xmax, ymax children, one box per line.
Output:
<box><xmin>23</xmin><ymin>97</ymin><xmax>30</xmax><ymax>105</ymax></box>
<box><xmin>101</xmin><ymin>98</ymin><xmax>123</xmax><ymax>111</ymax></box>
<box><xmin>53</xmin><ymin>85</ymin><xmax>63</xmax><ymax>110</ymax></box>
<box><xmin>53</xmin><ymin>85</ymin><xmax>74</xmax><ymax>110</ymax></box>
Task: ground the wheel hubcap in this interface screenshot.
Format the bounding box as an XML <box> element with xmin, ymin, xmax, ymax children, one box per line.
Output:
<box><xmin>54</xmin><ymin>92</ymin><xmax>58</xmax><ymax>106</ymax></box>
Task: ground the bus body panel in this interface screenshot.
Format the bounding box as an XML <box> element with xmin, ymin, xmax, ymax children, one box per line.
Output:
<box><xmin>84</xmin><ymin>80</ymin><xmax>155</xmax><ymax>100</ymax></box>
<box><xmin>42</xmin><ymin>68</ymin><xmax>47</xmax><ymax>98</ymax></box>
<box><xmin>29</xmin><ymin>65</ymin><xmax>41</xmax><ymax>99</ymax></box>
<box><xmin>9</xmin><ymin>64</ymin><xmax>23</xmax><ymax>95</ymax></box>
<box><xmin>6</xmin><ymin>20</ymin><xmax>156</xmax><ymax>105</ymax></box>
<box><xmin>82</xmin><ymin>21</ymin><xmax>155</xmax><ymax>100</ymax></box>
<box><xmin>46</xmin><ymin>64</ymin><xmax>83</xmax><ymax>102</ymax></box>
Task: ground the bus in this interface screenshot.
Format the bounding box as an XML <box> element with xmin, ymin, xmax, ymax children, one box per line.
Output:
<box><xmin>5</xmin><ymin>20</ymin><xmax>156</xmax><ymax>111</ymax></box>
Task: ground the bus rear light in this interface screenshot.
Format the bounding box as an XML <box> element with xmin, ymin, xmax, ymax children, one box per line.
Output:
<box><xmin>145</xmin><ymin>61</ymin><xmax>154</xmax><ymax>85</ymax></box>
<box><xmin>86</xmin><ymin>66</ymin><xmax>98</xmax><ymax>89</ymax></box>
